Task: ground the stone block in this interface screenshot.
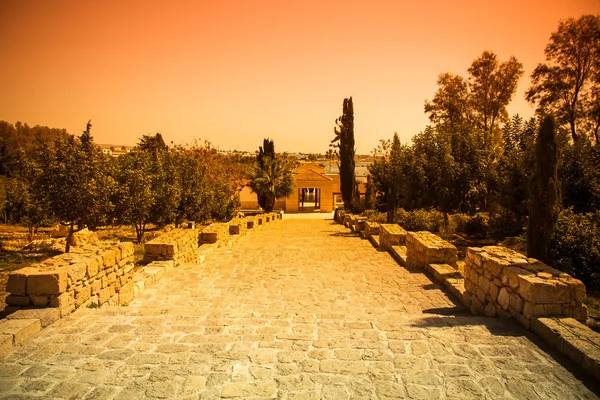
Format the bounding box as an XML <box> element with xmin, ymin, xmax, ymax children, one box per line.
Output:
<box><xmin>0</xmin><ymin>319</ymin><xmax>41</xmax><ymax>345</ymax></box>
<box><xmin>98</xmin><ymin>287</ymin><xmax>111</xmax><ymax>305</ymax></box>
<box><xmin>509</xmin><ymin>292</ymin><xmax>524</xmax><ymax>313</ymax></box>
<box><xmin>6</xmin><ymin>308</ymin><xmax>60</xmax><ymax>328</ymax></box>
<box><xmin>75</xmin><ymin>286</ymin><xmax>92</xmax><ymax>308</ymax></box>
<box><xmin>119</xmin><ymin>281</ymin><xmax>135</xmax><ymax>305</ymax></box>
<box><xmin>229</xmin><ymin>225</ymin><xmax>241</xmax><ymax>235</ymax></box>
<box><xmin>30</xmin><ymin>295</ymin><xmax>49</xmax><ymax>307</ymax></box>
<box><xmin>5</xmin><ymin>295</ymin><xmax>32</xmax><ymax>306</ymax></box>
<box><xmin>6</xmin><ymin>267</ymin><xmax>38</xmax><ymax>295</ymax></box>
<box><xmin>67</xmin><ymin>262</ymin><xmax>87</xmax><ymax>283</ymax></box>
<box><xmin>498</xmin><ymin>287</ymin><xmax>510</xmax><ymax>310</ymax></box>
<box><xmin>49</xmin><ymin>291</ymin><xmax>74</xmax><ymax>308</ymax></box>
<box><xmin>27</xmin><ymin>271</ymin><xmax>67</xmax><ymax>295</ymax></box>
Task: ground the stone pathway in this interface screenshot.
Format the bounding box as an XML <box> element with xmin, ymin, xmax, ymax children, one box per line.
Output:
<box><xmin>1</xmin><ymin>218</ymin><xmax>599</xmax><ymax>399</ymax></box>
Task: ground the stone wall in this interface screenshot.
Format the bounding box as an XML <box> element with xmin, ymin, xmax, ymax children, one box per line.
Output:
<box><xmin>363</xmin><ymin>222</ymin><xmax>380</xmax><ymax>239</ymax></box>
<box><xmin>463</xmin><ymin>246</ymin><xmax>587</xmax><ymax>328</ymax></box>
<box><xmin>144</xmin><ymin>228</ymin><xmax>200</xmax><ymax>265</ymax></box>
<box><xmin>379</xmin><ymin>224</ymin><xmax>407</xmax><ymax>250</ymax></box>
<box><xmin>406</xmin><ymin>231</ymin><xmax>458</xmax><ymax>268</ymax></box>
<box><xmin>6</xmin><ymin>242</ymin><xmax>135</xmax><ymax>317</ymax></box>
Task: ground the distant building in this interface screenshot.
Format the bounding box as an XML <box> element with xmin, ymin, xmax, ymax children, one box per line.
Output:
<box><xmin>239</xmin><ymin>163</ymin><xmax>366</xmax><ymax>213</ymax></box>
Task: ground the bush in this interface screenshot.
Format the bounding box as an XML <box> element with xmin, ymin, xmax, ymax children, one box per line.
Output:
<box><xmin>487</xmin><ymin>207</ymin><xmax>526</xmax><ymax>240</ymax></box>
<box><xmin>463</xmin><ymin>213</ymin><xmax>489</xmax><ymax>239</ymax></box>
<box><xmin>361</xmin><ymin>209</ymin><xmax>387</xmax><ymax>223</ymax></box>
<box><xmin>550</xmin><ymin>208</ymin><xmax>600</xmax><ymax>290</ymax></box>
<box><xmin>394</xmin><ymin>208</ymin><xmax>445</xmax><ymax>233</ymax></box>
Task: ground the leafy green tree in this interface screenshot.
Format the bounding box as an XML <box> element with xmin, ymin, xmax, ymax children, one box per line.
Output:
<box><xmin>526</xmin><ymin>14</ymin><xmax>600</xmax><ymax>143</ymax></box>
<box><xmin>424</xmin><ymin>73</ymin><xmax>472</xmax><ymax>129</ymax></box>
<box><xmin>249</xmin><ymin>140</ymin><xmax>294</xmax><ymax>212</ymax></box>
<box><xmin>331</xmin><ymin>97</ymin><xmax>357</xmax><ymax>211</ymax></box>
<box><xmin>528</xmin><ymin>116</ymin><xmax>560</xmax><ymax>264</ymax></box>
<box><xmin>468</xmin><ymin>51</ymin><xmax>524</xmax><ymax>147</ymax></box>
<box><xmin>135</xmin><ymin>134</ymin><xmax>181</xmax><ymax>228</ymax></box>
<box><xmin>4</xmin><ymin>151</ymin><xmax>53</xmax><ymax>241</ymax></box>
<box><xmin>38</xmin><ymin>124</ymin><xmax>112</xmax><ymax>252</ymax></box>
<box><xmin>113</xmin><ymin>151</ymin><xmax>155</xmax><ymax>243</ymax></box>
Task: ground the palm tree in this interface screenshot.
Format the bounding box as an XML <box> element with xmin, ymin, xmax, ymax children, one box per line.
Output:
<box><xmin>249</xmin><ymin>156</ymin><xmax>295</xmax><ymax>212</ymax></box>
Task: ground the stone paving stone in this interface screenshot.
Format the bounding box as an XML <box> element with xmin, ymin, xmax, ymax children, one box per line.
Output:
<box><xmin>1</xmin><ymin>218</ymin><xmax>600</xmax><ymax>399</ymax></box>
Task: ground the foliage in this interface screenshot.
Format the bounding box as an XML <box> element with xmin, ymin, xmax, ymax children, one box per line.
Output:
<box><xmin>394</xmin><ymin>208</ymin><xmax>445</xmax><ymax>233</ymax></box>
<box><xmin>113</xmin><ymin>151</ymin><xmax>155</xmax><ymax>243</ymax></box>
<box><xmin>255</xmin><ymin>139</ymin><xmax>276</xmax><ymax>210</ymax></box>
<box><xmin>331</xmin><ymin>97</ymin><xmax>357</xmax><ymax>211</ymax></box>
<box><xmin>248</xmin><ymin>140</ymin><xmax>294</xmax><ymax>213</ymax></box>
<box><xmin>526</xmin><ymin>14</ymin><xmax>600</xmax><ymax>143</ymax></box>
<box><xmin>4</xmin><ymin>152</ymin><xmax>53</xmax><ymax>241</ymax></box>
<box><xmin>37</xmin><ymin>123</ymin><xmax>114</xmax><ymax>252</ymax></box>
<box><xmin>560</xmin><ymin>138</ymin><xmax>600</xmax><ymax>213</ymax></box>
<box><xmin>550</xmin><ymin>208</ymin><xmax>600</xmax><ymax>290</ymax></box>
<box><xmin>527</xmin><ymin>116</ymin><xmax>560</xmax><ymax>264</ymax></box>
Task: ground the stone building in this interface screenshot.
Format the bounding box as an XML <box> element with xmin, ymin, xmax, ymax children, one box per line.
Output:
<box><xmin>240</xmin><ymin>163</ymin><xmax>366</xmax><ymax>213</ymax></box>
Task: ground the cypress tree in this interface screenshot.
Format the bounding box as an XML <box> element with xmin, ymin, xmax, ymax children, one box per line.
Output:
<box><xmin>527</xmin><ymin>115</ymin><xmax>560</xmax><ymax>264</ymax></box>
<box><xmin>256</xmin><ymin>138</ymin><xmax>275</xmax><ymax>210</ymax></box>
<box><xmin>331</xmin><ymin>97</ymin><xmax>356</xmax><ymax>211</ymax></box>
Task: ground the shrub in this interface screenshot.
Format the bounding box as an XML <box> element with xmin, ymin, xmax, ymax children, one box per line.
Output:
<box><xmin>394</xmin><ymin>208</ymin><xmax>445</xmax><ymax>233</ymax></box>
<box><xmin>550</xmin><ymin>208</ymin><xmax>600</xmax><ymax>290</ymax></box>
<box><xmin>463</xmin><ymin>213</ymin><xmax>489</xmax><ymax>239</ymax></box>
<box><xmin>361</xmin><ymin>209</ymin><xmax>387</xmax><ymax>223</ymax></box>
<box><xmin>487</xmin><ymin>207</ymin><xmax>526</xmax><ymax>240</ymax></box>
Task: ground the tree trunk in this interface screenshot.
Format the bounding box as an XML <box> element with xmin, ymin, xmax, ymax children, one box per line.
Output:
<box><xmin>65</xmin><ymin>223</ymin><xmax>74</xmax><ymax>253</ymax></box>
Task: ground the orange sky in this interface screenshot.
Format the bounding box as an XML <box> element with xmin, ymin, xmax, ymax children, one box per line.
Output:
<box><xmin>1</xmin><ymin>0</ymin><xmax>599</xmax><ymax>153</ymax></box>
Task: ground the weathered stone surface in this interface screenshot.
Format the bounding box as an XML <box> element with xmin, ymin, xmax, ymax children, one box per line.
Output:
<box><xmin>6</xmin><ymin>308</ymin><xmax>60</xmax><ymax>328</ymax></box>
<box><xmin>406</xmin><ymin>231</ymin><xmax>458</xmax><ymax>269</ymax></box>
<box><xmin>0</xmin><ymin>319</ymin><xmax>41</xmax><ymax>345</ymax></box>
<box><xmin>27</xmin><ymin>271</ymin><xmax>67</xmax><ymax>295</ymax></box>
<box><xmin>6</xmin><ymin>267</ymin><xmax>38</xmax><ymax>295</ymax></box>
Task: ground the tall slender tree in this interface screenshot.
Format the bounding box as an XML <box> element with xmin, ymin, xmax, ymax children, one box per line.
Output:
<box><xmin>256</xmin><ymin>138</ymin><xmax>276</xmax><ymax>210</ymax></box>
<box><xmin>528</xmin><ymin>116</ymin><xmax>560</xmax><ymax>264</ymax></box>
<box><xmin>331</xmin><ymin>97</ymin><xmax>356</xmax><ymax>211</ymax></box>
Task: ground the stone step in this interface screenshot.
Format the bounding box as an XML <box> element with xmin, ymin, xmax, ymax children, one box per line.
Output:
<box><xmin>6</xmin><ymin>308</ymin><xmax>60</xmax><ymax>328</ymax></box>
<box><xmin>368</xmin><ymin>235</ymin><xmax>380</xmax><ymax>249</ymax></box>
<box><xmin>0</xmin><ymin>318</ymin><xmax>41</xmax><ymax>351</ymax></box>
<box><xmin>389</xmin><ymin>245</ymin><xmax>408</xmax><ymax>266</ymax></box>
<box><xmin>533</xmin><ymin>317</ymin><xmax>600</xmax><ymax>382</ymax></box>
<box><xmin>426</xmin><ymin>263</ymin><xmax>466</xmax><ymax>304</ymax></box>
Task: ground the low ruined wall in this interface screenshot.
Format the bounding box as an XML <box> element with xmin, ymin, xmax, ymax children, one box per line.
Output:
<box><xmin>379</xmin><ymin>224</ymin><xmax>407</xmax><ymax>250</ymax></box>
<box><xmin>144</xmin><ymin>228</ymin><xmax>199</xmax><ymax>265</ymax></box>
<box><xmin>335</xmin><ymin>210</ymin><xmax>346</xmax><ymax>224</ymax></box>
<box><xmin>464</xmin><ymin>246</ymin><xmax>587</xmax><ymax>328</ymax></box>
<box><xmin>406</xmin><ymin>231</ymin><xmax>458</xmax><ymax>268</ymax></box>
<box><xmin>364</xmin><ymin>222</ymin><xmax>380</xmax><ymax>239</ymax></box>
<box><xmin>6</xmin><ymin>242</ymin><xmax>135</xmax><ymax>316</ymax></box>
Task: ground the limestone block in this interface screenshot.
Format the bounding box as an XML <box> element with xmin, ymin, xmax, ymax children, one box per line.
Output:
<box><xmin>498</xmin><ymin>287</ymin><xmax>510</xmax><ymax>310</ymax></box>
<box><xmin>5</xmin><ymin>295</ymin><xmax>32</xmax><ymax>306</ymax></box>
<box><xmin>66</xmin><ymin>262</ymin><xmax>87</xmax><ymax>283</ymax></box>
<box><xmin>119</xmin><ymin>281</ymin><xmax>135</xmax><ymax>305</ymax></box>
<box><xmin>7</xmin><ymin>267</ymin><xmax>38</xmax><ymax>295</ymax></box>
<box><xmin>100</xmin><ymin>249</ymin><xmax>117</xmax><ymax>267</ymax></box>
<box><xmin>30</xmin><ymin>295</ymin><xmax>49</xmax><ymax>307</ymax></box>
<box><xmin>509</xmin><ymin>293</ymin><xmax>524</xmax><ymax>313</ymax></box>
<box><xmin>27</xmin><ymin>271</ymin><xmax>67</xmax><ymax>295</ymax></box>
<box><xmin>0</xmin><ymin>319</ymin><xmax>41</xmax><ymax>345</ymax></box>
<box><xmin>75</xmin><ymin>286</ymin><xmax>92</xmax><ymax>308</ymax></box>
<box><xmin>49</xmin><ymin>291</ymin><xmax>74</xmax><ymax>308</ymax></box>
<box><xmin>6</xmin><ymin>308</ymin><xmax>60</xmax><ymax>328</ymax></box>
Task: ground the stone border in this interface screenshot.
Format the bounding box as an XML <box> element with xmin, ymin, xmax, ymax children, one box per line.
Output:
<box><xmin>336</xmin><ymin>214</ymin><xmax>600</xmax><ymax>382</ymax></box>
<box><xmin>0</xmin><ymin>212</ymin><xmax>282</xmax><ymax>354</ymax></box>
